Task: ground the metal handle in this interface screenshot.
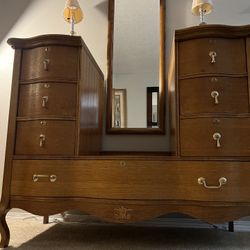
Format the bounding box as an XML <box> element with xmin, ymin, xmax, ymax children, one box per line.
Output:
<box><xmin>209</xmin><ymin>51</ymin><xmax>217</xmax><ymax>64</ymax></box>
<box><xmin>39</xmin><ymin>134</ymin><xmax>46</xmax><ymax>147</ymax></box>
<box><xmin>33</xmin><ymin>174</ymin><xmax>57</xmax><ymax>183</ymax></box>
<box><xmin>43</xmin><ymin>59</ymin><xmax>50</xmax><ymax>71</ymax></box>
<box><xmin>42</xmin><ymin>96</ymin><xmax>48</xmax><ymax>108</ymax></box>
<box><xmin>44</xmin><ymin>83</ymin><xmax>50</xmax><ymax>88</ymax></box>
<box><xmin>213</xmin><ymin>132</ymin><xmax>222</xmax><ymax>148</ymax></box>
<box><xmin>211</xmin><ymin>91</ymin><xmax>219</xmax><ymax>104</ymax></box>
<box><xmin>198</xmin><ymin>177</ymin><xmax>227</xmax><ymax>189</ymax></box>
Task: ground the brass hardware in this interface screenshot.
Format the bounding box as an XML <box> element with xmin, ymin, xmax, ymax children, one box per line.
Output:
<box><xmin>120</xmin><ymin>161</ymin><xmax>126</xmax><ymax>167</ymax></box>
<box><xmin>114</xmin><ymin>206</ymin><xmax>133</xmax><ymax>220</ymax></box>
<box><xmin>209</xmin><ymin>51</ymin><xmax>217</xmax><ymax>64</ymax></box>
<box><xmin>209</xmin><ymin>39</ymin><xmax>217</xmax><ymax>44</ymax></box>
<box><xmin>198</xmin><ymin>177</ymin><xmax>227</xmax><ymax>189</ymax></box>
<box><xmin>44</xmin><ymin>83</ymin><xmax>50</xmax><ymax>88</ymax></box>
<box><xmin>42</xmin><ymin>96</ymin><xmax>49</xmax><ymax>108</ymax></box>
<box><xmin>40</xmin><ymin>121</ymin><xmax>47</xmax><ymax>126</ymax></box>
<box><xmin>212</xmin><ymin>119</ymin><xmax>220</xmax><ymax>124</ymax></box>
<box><xmin>211</xmin><ymin>91</ymin><xmax>219</xmax><ymax>104</ymax></box>
<box><xmin>211</xmin><ymin>77</ymin><xmax>218</xmax><ymax>83</ymax></box>
<box><xmin>33</xmin><ymin>174</ymin><xmax>57</xmax><ymax>183</ymax></box>
<box><xmin>43</xmin><ymin>59</ymin><xmax>50</xmax><ymax>71</ymax></box>
<box><xmin>213</xmin><ymin>132</ymin><xmax>222</xmax><ymax>148</ymax></box>
<box><xmin>50</xmin><ymin>175</ymin><xmax>57</xmax><ymax>182</ymax></box>
<box><xmin>39</xmin><ymin>134</ymin><xmax>46</xmax><ymax>147</ymax></box>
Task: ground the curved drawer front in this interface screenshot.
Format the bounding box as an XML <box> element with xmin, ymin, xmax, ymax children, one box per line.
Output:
<box><xmin>180</xmin><ymin>118</ymin><xmax>250</xmax><ymax>156</ymax></box>
<box><xmin>15</xmin><ymin>120</ymin><xmax>76</xmax><ymax>155</ymax></box>
<box><xmin>21</xmin><ymin>46</ymin><xmax>79</xmax><ymax>82</ymax></box>
<box><xmin>18</xmin><ymin>83</ymin><xmax>77</xmax><ymax>117</ymax></box>
<box><xmin>179</xmin><ymin>38</ymin><xmax>246</xmax><ymax>77</ymax></box>
<box><xmin>11</xmin><ymin>160</ymin><xmax>250</xmax><ymax>202</ymax></box>
<box><xmin>180</xmin><ymin>77</ymin><xmax>249</xmax><ymax>115</ymax></box>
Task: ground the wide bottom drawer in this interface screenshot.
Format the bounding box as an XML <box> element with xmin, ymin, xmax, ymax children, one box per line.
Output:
<box><xmin>11</xmin><ymin>159</ymin><xmax>250</xmax><ymax>202</ymax></box>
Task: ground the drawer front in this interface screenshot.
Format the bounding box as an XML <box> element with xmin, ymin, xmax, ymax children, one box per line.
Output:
<box><xmin>15</xmin><ymin>120</ymin><xmax>76</xmax><ymax>155</ymax></box>
<box><xmin>180</xmin><ymin>77</ymin><xmax>249</xmax><ymax>115</ymax></box>
<box><xmin>18</xmin><ymin>83</ymin><xmax>77</xmax><ymax>117</ymax></box>
<box><xmin>11</xmin><ymin>159</ymin><xmax>250</xmax><ymax>202</ymax></box>
<box><xmin>180</xmin><ymin>118</ymin><xmax>250</xmax><ymax>156</ymax></box>
<box><xmin>21</xmin><ymin>46</ymin><xmax>79</xmax><ymax>81</ymax></box>
<box><xmin>179</xmin><ymin>38</ymin><xmax>246</xmax><ymax>76</ymax></box>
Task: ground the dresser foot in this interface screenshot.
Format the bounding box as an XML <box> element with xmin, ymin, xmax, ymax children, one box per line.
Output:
<box><xmin>0</xmin><ymin>211</ymin><xmax>10</xmax><ymax>248</ymax></box>
<box><xmin>43</xmin><ymin>215</ymin><xmax>49</xmax><ymax>224</ymax></box>
<box><xmin>228</xmin><ymin>221</ymin><xmax>234</xmax><ymax>232</ymax></box>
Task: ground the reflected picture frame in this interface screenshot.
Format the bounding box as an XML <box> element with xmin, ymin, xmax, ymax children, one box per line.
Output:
<box><xmin>112</xmin><ymin>89</ymin><xmax>127</xmax><ymax>128</ymax></box>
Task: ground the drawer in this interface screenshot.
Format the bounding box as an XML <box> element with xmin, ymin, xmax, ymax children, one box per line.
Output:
<box><xmin>180</xmin><ymin>77</ymin><xmax>249</xmax><ymax>115</ymax></box>
<box><xmin>21</xmin><ymin>46</ymin><xmax>79</xmax><ymax>81</ymax></box>
<box><xmin>179</xmin><ymin>38</ymin><xmax>246</xmax><ymax>76</ymax></box>
<box><xmin>180</xmin><ymin>117</ymin><xmax>250</xmax><ymax>156</ymax></box>
<box><xmin>18</xmin><ymin>83</ymin><xmax>77</xmax><ymax>117</ymax></box>
<box><xmin>11</xmin><ymin>159</ymin><xmax>250</xmax><ymax>203</ymax></box>
<box><xmin>15</xmin><ymin>120</ymin><xmax>76</xmax><ymax>155</ymax></box>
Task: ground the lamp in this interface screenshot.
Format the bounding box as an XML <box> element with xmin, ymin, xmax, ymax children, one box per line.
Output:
<box><xmin>192</xmin><ymin>0</ymin><xmax>214</xmax><ymax>25</ymax></box>
<box><xmin>63</xmin><ymin>0</ymin><xmax>83</xmax><ymax>35</ymax></box>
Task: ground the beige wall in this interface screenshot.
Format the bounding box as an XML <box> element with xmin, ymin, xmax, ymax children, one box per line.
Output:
<box><xmin>0</xmin><ymin>0</ymin><xmax>250</xmax><ymax>194</ymax></box>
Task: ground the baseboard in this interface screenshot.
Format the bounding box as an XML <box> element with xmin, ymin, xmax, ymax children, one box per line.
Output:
<box><xmin>7</xmin><ymin>210</ymin><xmax>250</xmax><ymax>232</ymax></box>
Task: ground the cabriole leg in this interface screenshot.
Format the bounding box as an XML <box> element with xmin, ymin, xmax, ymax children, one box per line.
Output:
<box><xmin>0</xmin><ymin>210</ymin><xmax>10</xmax><ymax>248</ymax></box>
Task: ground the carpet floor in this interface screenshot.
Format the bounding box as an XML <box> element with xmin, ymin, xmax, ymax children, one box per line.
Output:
<box><xmin>5</xmin><ymin>217</ymin><xmax>250</xmax><ymax>250</ymax></box>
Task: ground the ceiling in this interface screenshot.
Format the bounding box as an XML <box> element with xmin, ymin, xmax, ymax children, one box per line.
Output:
<box><xmin>113</xmin><ymin>0</ymin><xmax>160</xmax><ymax>75</ymax></box>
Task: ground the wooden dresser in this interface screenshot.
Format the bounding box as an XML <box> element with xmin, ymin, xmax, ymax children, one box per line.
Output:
<box><xmin>1</xmin><ymin>26</ymin><xmax>250</xmax><ymax>247</ymax></box>
<box><xmin>170</xmin><ymin>25</ymin><xmax>250</xmax><ymax>157</ymax></box>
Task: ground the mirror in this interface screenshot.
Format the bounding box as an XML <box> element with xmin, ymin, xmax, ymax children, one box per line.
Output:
<box><xmin>107</xmin><ymin>0</ymin><xmax>166</xmax><ymax>134</ymax></box>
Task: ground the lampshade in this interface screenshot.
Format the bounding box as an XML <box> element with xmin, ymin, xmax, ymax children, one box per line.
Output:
<box><xmin>63</xmin><ymin>0</ymin><xmax>83</xmax><ymax>24</ymax></box>
<box><xmin>192</xmin><ymin>0</ymin><xmax>213</xmax><ymax>16</ymax></box>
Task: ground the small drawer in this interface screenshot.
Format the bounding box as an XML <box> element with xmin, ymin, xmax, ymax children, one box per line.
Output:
<box><xmin>179</xmin><ymin>38</ymin><xmax>246</xmax><ymax>76</ymax></box>
<box><xmin>180</xmin><ymin>77</ymin><xmax>249</xmax><ymax>115</ymax></box>
<box><xmin>18</xmin><ymin>83</ymin><xmax>77</xmax><ymax>117</ymax></box>
<box><xmin>15</xmin><ymin>120</ymin><xmax>76</xmax><ymax>155</ymax></box>
<box><xmin>11</xmin><ymin>159</ymin><xmax>250</xmax><ymax>203</ymax></box>
<box><xmin>21</xmin><ymin>46</ymin><xmax>79</xmax><ymax>81</ymax></box>
<box><xmin>180</xmin><ymin>117</ymin><xmax>250</xmax><ymax>156</ymax></box>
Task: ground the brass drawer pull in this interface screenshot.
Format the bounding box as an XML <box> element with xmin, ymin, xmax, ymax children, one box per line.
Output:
<box><xmin>211</xmin><ymin>77</ymin><xmax>218</xmax><ymax>83</ymax></box>
<box><xmin>44</xmin><ymin>83</ymin><xmax>50</xmax><ymax>88</ymax></box>
<box><xmin>42</xmin><ymin>96</ymin><xmax>49</xmax><ymax>108</ymax></box>
<box><xmin>209</xmin><ymin>51</ymin><xmax>217</xmax><ymax>64</ymax></box>
<box><xmin>39</xmin><ymin>134</ymin><xmax>46</xmax><ymax>147</ymax></box>
<box><xmin>43</xmin><ymin>59</ymin><xmax>50</xmax><ymax>71</ymax></box>
<box><xmin>211</xmin><ymin>91</ymin><xmax>219</xmax><ymax>104</ymax></box>
<box><xmin>33</xmin><ymin>174</ymin><xmax>57</xmax><ymax>183</ymax></box>
<box><xmin>213</xmin><ymin>132</ymin><xmax>222</xmax><ymax>148</ymax></box>
<box><xmin>198</xmin><ymin>177</ymin><xmax>227</xmax><ymax>189</ymax></box>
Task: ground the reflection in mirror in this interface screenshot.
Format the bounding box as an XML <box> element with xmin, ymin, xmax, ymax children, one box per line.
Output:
<box><xmin>107</xmin><ymin>0</ymin><xmax>165</xmax><ymax>134</ymax></box>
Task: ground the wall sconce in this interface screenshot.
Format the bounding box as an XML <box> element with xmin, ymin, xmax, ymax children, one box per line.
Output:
<box><xmin>63</xmin><ymin>0</ymin><xmax>83</xmax><ymax>35</ymax></box>
<box><xmin>192</xmin><ymin>0</ymin><xmax>214</xmax><ymax>25</ymax></box>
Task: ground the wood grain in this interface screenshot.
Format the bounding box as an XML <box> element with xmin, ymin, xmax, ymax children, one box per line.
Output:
<box><xmin>179</xmin><ymin>38</ymin><xmax>247</xmax><ymax>77</ymax></box>
<box><xmin>10</xmin><ymin>159</ymin><xmax>250</xmax><ymax>202</ymax></box>
<box><xmin>180</xmin><ymin>117</ymin><xmax>250</xmax><ymax>156</ymax></box>
<box><xmin>21</xmin><ymin>46</ymin><xmax>79</xmax><ymax>82</ymax></box>
<box><xmin>180</xmin><ymin>76</ymin><xmax>249</xmax><ymax>115</ymax></box>
<box><xmin>18</xmin><ymin>82</ymin><xmax>77</xmax><ymax>118</ymax></box>
<box><xmin>15</xmin><ymin>120</ymin><xmax>76</xmax><ymax>155</ymax></box>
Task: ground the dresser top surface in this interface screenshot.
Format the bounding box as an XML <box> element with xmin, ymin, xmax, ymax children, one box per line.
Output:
<box><xmin>7</xmin><ymin>34</ymin><xmax>83</xmax><ymax>49</ymax></box>
<box><xmin>175</xmin><ymin>24</ymin><xmax>250</xmax><ymax>41</ymax></box>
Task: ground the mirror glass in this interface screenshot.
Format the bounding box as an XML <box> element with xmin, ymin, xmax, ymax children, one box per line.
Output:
<box><xmin>107</xmin><ymin>0</ymin><xmax>165</xmax><ymax>133</ymax></box>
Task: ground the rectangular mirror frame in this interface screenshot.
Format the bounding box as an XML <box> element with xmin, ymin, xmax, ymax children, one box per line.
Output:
<box><xmin>106</xmin><ymin>0</ymin><xmax>166</xmax><ymax>134</ymax></box>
